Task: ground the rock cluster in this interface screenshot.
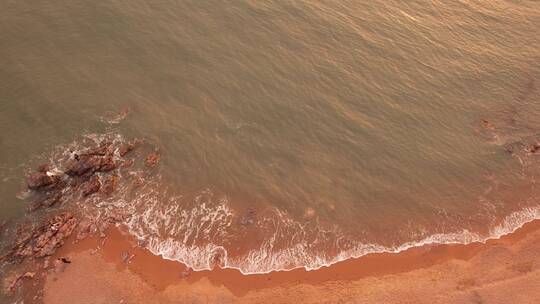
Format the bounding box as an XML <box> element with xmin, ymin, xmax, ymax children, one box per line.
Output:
<box><xmin>24</xmin><ymin>139</ymin><xmax>149</xmax><ymax>212</ymax></box>
<box><xmin>2</xmin><ymin>212</ymin><xmax>77</xmax><ymax>262</ymax></box>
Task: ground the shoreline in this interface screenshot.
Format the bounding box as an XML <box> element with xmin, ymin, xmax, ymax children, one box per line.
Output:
<box><xmin>137</xmin><ymin>205</ymin><xmax>540</xmax><ymax>275</ymax></box>
<box><xmin>40</xmin><ymin>218</ymin><xmax>540</xmax><ymax>303</ymax></box>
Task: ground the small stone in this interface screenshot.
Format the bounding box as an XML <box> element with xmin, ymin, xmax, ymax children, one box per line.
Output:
<box><xmin>145</xmin><ymin>152</ymin><xmax>160</xmax><ymax>168</ymax></box>
<box><xmin>29</xmin><ymin>193</ymin><xmax>62</xmax><ymax>212</ymax></box>
<box><xmin>481</xmin><ymin>119</ymin><xmax>494</xmax><ymax>130</ymax></box>
<box><xmin>53</xmin><ymin>259</ymin><xmax>67</xmax><ymax>273</ymax></box>
<box><xmin>118</xmin><ymin>143</ymin><xmax>134</xmax><ymax>157</ymax></box>
<box><xmin>528</xmin><ymin>143</ymin><xmax>540</xmax><ymax>154</ymax></box>
<box><xmin>60</xmin><ymin>257</ymin><xmax>71</xmax><ymax>263</ymax></box>
<box><xmin>304</xmin><ymin>207</ymin><xmax>316</xmax><ymax>219</ymax></box>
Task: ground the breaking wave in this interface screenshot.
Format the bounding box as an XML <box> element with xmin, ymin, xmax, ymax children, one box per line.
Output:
<box><xmin>111</xmin><ymin>179</ymin><xmax>540</xmax><ymax>274</ymax></box>
<box><xmin>139</xmin><ymin>205</ymin><xmax>540</xmax><ymax>274</ymax></box>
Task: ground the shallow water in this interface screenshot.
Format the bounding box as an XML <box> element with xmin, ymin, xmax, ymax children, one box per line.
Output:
<box><xmin>1</xmin><ymin>0</ymin><xmax>540</xmax><ymax>273</ymax></box>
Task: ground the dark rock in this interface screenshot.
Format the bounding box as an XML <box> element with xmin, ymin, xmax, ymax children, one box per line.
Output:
<box><xmin>37</xmin><ymin>163</ymin><xmax>51</xmax><ymax>173</ymax></box>
<box><xmin>4</xmin><ymin>271</ymin><xmax>35</xmax><ymax>294</ymax></box>
<box><xmin>27</xmin><ymin>172</ymin><xmax>59</xmax><ymax>190</ymax></box>
<box><xmin>65</xmin><ymin>155</ymin><xmax>102</xmax><ymax>177</ymax></box>
<box><xmin>145</xmin><ymin>152</ymin><xmax>160</xmax><ymax>168</ymax></box>
<box><xmin>99</xmin><ymin>156</ymin><xmax>117</xmax><ymax>172</ymax></box>
<box><xmin>79</xmin><ymin>145</ymin><xmax>109</xmax><ymax>157</ymax></box>
<box><xmin>82</xmin><ymin>176</ymin><xmax>101</xmax><ymax>197</ymax></box>
<box><xmin>60</xmin><ymin>257</ymin><xmax>71</xmax><ymax>263</ymax></box>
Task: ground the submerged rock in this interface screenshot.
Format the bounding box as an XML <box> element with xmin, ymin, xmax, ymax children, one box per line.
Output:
<box><xmin>239</xmin><ymin>208</ymin><xmax>256</xmax><ymax>226</ymax></box>
<box><xmin>82</xmin><ymin>176</ymin><xmax>101</xmax><ymax>197</ymax></box>
<box><xmin>145</xmin><ymin>152</ymin><xmax>160</xmax><ymax>168</ymax></box>
<box><xmin>527</xmin><ymin>143</ymin><xmax>540</xmax><ymax>154</ymax></box>
<box><xmin>65</xmin><ymin>155</ymin><xmax>102</xmax><ymax>177</ymax></box>
<box><xmin>102</xmin><ymin>174</ymin><xmax>119</xmax><ymax>195</ymax></box>
<box><xmin>118</xmin><ymin>143</ymin><xmax>135</xmax><ymax>157</ymax></box>
<box><xmin>36</xmin><ymin>163</ymin><xmax>51</xmax><ymax>173</ymax></box>
<box><xmin>3</xmin><ymin>271</ymin><xmax>36</xmax><ymax>294</ymax></box>
<box><xmin>27</xmin><ymin>172</ymin><xmax>59</xmax><ymax>190</ymax></box>
<box><xmin>28</xmin><ymin>193</ymin><xmax>62</xmax><ymax>212</ymax></box>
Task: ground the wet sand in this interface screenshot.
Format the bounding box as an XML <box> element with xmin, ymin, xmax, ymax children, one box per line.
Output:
<box><xmin>41</xmin><ymin>220</ymin><xmax>540</xmax><ymax>304</ymax></box>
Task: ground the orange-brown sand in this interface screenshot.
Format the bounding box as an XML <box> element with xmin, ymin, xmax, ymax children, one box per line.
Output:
<box><xmin>42</xmin><ymin>220</ymin><xmax>540</xmax><ymax>304</ymax></box>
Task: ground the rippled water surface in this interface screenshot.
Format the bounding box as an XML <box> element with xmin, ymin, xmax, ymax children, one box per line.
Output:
<box><xmin>1</xmin><ymin>0</ymin><xmax>540</xmax><ymax>273</ymax></box>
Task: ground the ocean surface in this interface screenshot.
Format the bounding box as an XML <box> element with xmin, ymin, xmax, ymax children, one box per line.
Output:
<box><xmin>1</xmin><ymin>0</ymin><xmax>539</xmax><ymax>273</ymax></box>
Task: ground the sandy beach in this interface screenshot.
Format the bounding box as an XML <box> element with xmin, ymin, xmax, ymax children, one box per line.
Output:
<box><xmin>37</xmin><ymin>219</ymin><xmax>540</xmax><ymax>304</ymax></box>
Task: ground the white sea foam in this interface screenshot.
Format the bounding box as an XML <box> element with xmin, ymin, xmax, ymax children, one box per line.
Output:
<box><xmin>120</xmin><ymin>183</ymin><xmax>540</xmax><ymax>274</ymax></box>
